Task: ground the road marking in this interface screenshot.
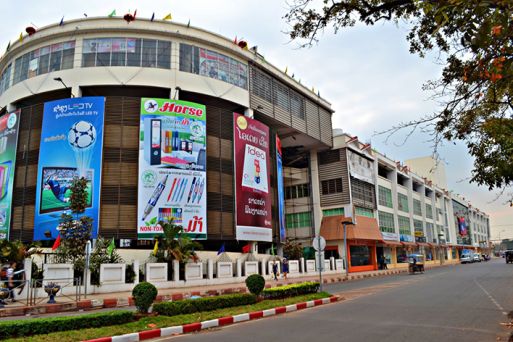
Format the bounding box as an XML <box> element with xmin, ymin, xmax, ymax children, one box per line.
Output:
<box><xmin>474</xmin><ymin>279</ymin><xmax>507</xmax><ymax>316</ymax></box>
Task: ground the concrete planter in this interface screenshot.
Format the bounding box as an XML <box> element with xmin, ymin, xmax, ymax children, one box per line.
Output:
<box><xmin>100</xmin><ymin>264</ymin><xmax>126</xmax><ymax>285</ymax></box>
<box><xmin>216</xmin><ymin>262</ymin><xmax>233</xmax><ymax>279</ymax></box>
<box><xmin>145</xmin><ymin>263</ymin><xmax>168</xmax><ymax>282</ymax></box>
<box><xmin>288</xmin><ymin>260</ymin><xmax>300</xmax><ymax>274</ymax></box>
<box><xmin>306</xmin><ymin>260</ymin><xmax>315</xmax><ymax>273</ymax></box>
<box><xmin>185</xmin><ymin>262</ymin><xmax>203</xmax><ymax>281</ymax></box>
<box><xmin>244</xmin><ymin>261</ymin><xmax>259</xmax><ymax>276</ymax></box>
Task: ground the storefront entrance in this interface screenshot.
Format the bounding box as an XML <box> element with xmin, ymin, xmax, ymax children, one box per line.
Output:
<box><xmin>348</xmin><ymin>242</ymin><xmax>377</xmax><ymax>272</ymax></box>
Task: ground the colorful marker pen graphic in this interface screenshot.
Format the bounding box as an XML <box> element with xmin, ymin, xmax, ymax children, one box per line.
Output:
<box><xmin>142</xmin><ymin>175</ymin><xmax>168</xmax><ymax>220</ymax></box>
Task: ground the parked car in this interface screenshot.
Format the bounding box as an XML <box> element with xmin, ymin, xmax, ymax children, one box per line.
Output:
<box><xmin>460</xmin><ymin>254</ymin><xmax>473</xmax><ymax>264</ymax></box>
<box><xmin>473</xmin><ymin>253</ymin><xmax>482</xmax><ymax>262</ymax></box>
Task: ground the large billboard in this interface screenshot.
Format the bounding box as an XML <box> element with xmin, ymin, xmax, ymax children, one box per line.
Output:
<box><xmin>347</xmin><ymin>149</ymin><xmax>374</xmax><ymax>184</ymax></box>
<box><xmin>276</xmin><ymin>135</ymin><xmax>286</xmax><ymax>242</ymax></box>
<box><xmin>0</xmin><ymin>111</ymin><xmax>21</xmax><ymax>240</ymax></box>
<box><xmin>34</xmin><ymin>97</ymin><xmax>105</xmax><ymax>240</ymax></box>
<box><xmin>234</xmin><ymin>113</ymin><xmax>272</xmax><ymax>242</ymax></box>
<box><xmin>138</xmin><ymin>98</ymin><xmax>207</xmax><ymax>240</ymax></box>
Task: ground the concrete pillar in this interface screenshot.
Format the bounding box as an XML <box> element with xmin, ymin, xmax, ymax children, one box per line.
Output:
<box><xmin>173</xmin><ymin>260</ymin><xmax>180</xmax><ymax>281</ymax></box>
<box><xmin>300</xmin><ymin>257</ymin><xmax>305</xmax><ymax>273</ymax></box>
<box><xmin>19</xmin><ymin>258</ymin><xmax>32</xmax><ymax>299</ymax></box>
<box><xmin>133</xmin><ymin>260</ymin><xmax>140</xmax><ymax>285</ymax></box>
<box><xmin>71</xmin><ymin>85</ymin><xmax>81</xmax><ymax>98</ymax></box>
<box><xmin>236</xmin><ymin>259</ymin><xmax>242</xmax><ymax>277</ymax></box>
<box><xmin>260</xmin><ymin>260</ymin><xmax>267</xmax><ymax>275</ymax></box>
<box><xmin>309</xmin><ymin>151</ymin><xmax>322</xmax><ymax>236</ymax></box>
<box><xmin>207</xmin><ymin>259</ymin><xmax>213</xmax><ymax>280</ymax></box>
<box><xmin>330</xmin><ymin>257</ymin><xmax>335</xmax><ymax>271</ymax></box>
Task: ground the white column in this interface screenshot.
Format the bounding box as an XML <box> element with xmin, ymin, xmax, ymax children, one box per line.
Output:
<box><xmin>330</xmin><ymin>256</ymin><xmax>335</xmax><ymax>271</ymax></box>
<box><xmin>133</xmin><ymin>260</ymin><xmax>140</xmax><ymax>285</ymax></box>
<box><xmin>207</xmin><ymin>259</ymin><xmax>213</xmax><ymax>280</ymax></box>
<box><xmin>236</xmin><ymin>259</ymin><xmax>242</xmax><ymax>277</ymax></box>
<box><xmin>309</xmin><ymin>151</ymin><xmax>322</xmax><ymax>236</ymax></box>
<box><xmin>173</xmin><ymin>260</ymin><xmax>180</xmax><ymax>281</ymax></box>
<box><xmin>260</xmin><ymin>260</ymin><xmax>267</xmax><ymax>275</ymax></box>
<box><xmin>300</xmin><ymin>257</ymin><xmax>305</xmax><ymax>273</ymax></box>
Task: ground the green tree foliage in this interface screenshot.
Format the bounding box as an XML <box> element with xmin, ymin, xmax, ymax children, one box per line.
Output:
<box><xmin>54</xmin><ymin>177</ymin><xmax>92</xmax><ymax>271</ymax></box>
<box><xmin>152</xmin><ymin>221</ymin><xmax>202</xmax><ymax>263</ymax></box>
<box><xmin>285</xmin><ymin>0</ymin><xmax>513</xmax><ymax>198</ymax></box>
<box><xmin>245</xmin><ymin>274</ymin><xmax>266</xmax><ymax>296</ymax></box>
<box><xmin>132</xmin><ymin>282</ymin><xmax>158</xmax><ymax>313</ymax></box>
<box><xmin>283</xmin><ymin>239</ymin><xmax>303</xmax><ymax>260</ymax></box>
<box><xmin>89</xmin><ymin>237</ymin><xmax>124</xmax><ymax>286</ymax></box>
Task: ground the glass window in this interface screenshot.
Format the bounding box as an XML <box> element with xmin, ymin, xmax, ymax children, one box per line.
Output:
<box><xmin>413</xmin><ymin>199</ymin><xmax>422</xmax><ymax>216</ymax></box>
<box><xmin>285</xmin><ymin>212</ymin><xmax>311</xmax><ymax>229</ymax></box>
<box><xmin>111</xmin><ymin>38</ymin><xmax>127</xmax><ymax>66</ymax></box>
<box><xmin>274</xmin><ymin>82</ymin><xmax>290</xmax><ymax>111</ymax></box>
<box><xmin>323</xmin><ymin>207</ymin><xmax>344</xmax><ymax>217</ymax></box>
<box><xmin>49</xmin><ymin>44</ymin><xmax>63</xmax><ymax>72</ymax></box>
<box><xmin>396</xmin><ymin>247</ymin><xmax>408</xmax><ymax>263</ymax></box>
<box><xmin>142</xmin><ymin>39</ymin><xmax>157</xmax><ymax>67</ymax></box>
<box><xmin>398</xmin><ymin>193</ymin><xmax>409</xmax><ymax>212</ymax></box>
<box><xmin>321</xmin><ymin>178</ymin><xmax>343</xmax><ymax>195</ymax></box>
<box><xmin>13</xmin><ymin>56</ymin><xmax>23</xmax><ymax>84</ymax></box>
<box><xmin>398</xmin><ymin>215</ymin><xmax>411</xmax><ymax>235</ymax></box>
<box><xmin>0</xmin><ymin>64</ymin><xmax>12</xmax><ymax>95</ymax></box>
<box><xmin>27</xmin><ymin>50</ymin><xmax>38</xmax><ymax>79</ymax></box>
<box><xmin>355</xmin><ymin>207</ymin><xmax>374</xmax><ymax>218</ymax></box>
<box><xmin>378</xmin><ymin>211</ymin><xmax>395</xmax><ymax>233</ymax></box>
<box><xmin>350</xmin><ymin>245</ymin><xmax>371</xmax><ymax>266</ymax></box>
<box><xmin>157</xmin><ymin>41</ymin><xmax>171</xmax><ymax>69</ymax></box>
<box><xmin>426</xmin><ymin>203</ymin><xmax>433</xmax><ymax>219</ymax></box>
<box><xmin>127</xmin><ymin>38</ymin><xmax>142</xmax><ymax>67</ymax></box>
<box><xmin>96</xmin><ymin>38</ymin><xmax>112</xmax><ymax>66</ymax></box>
<box><xmin>82</xmin><ymin>39</ymin><xmax>97</xmax><ymax>67</ymax></box>
<box><xmin>285</xmin><ymin>183</ymin><xmax>310</xmax><ymax>200</ymax></box>
<box><xmin>39</xmin><ymin>46</ymin><xmax>51</xmax><ymax>74</ymax></box>
<box><xmin>378</xmin><ymin>186</ymin><xmax>393</xmax><ymax>208</ymax></box>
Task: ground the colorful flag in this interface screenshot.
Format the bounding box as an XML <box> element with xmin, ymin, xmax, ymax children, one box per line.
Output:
<box><xmin>5</xmin><ymin>41</ymin><xmax>10</xmax><ymax>52</ymax></box>
<box><xmin>242</xmin><ymin>244</ymin><xmax>251</xmax><ymax>253</ymax></box>
<box><xmin>59</xmin><ymin>16</ymin><xmax>64</xmax><ymax>26</ymax></box>
<box><xmin>163</xmin><ymin>13</ymin><xmax>172</xmax><ymax>20</ymax></box>
<box><xmin>284</xmin><ymin>66</ymin><xmax>288</xmax><ymax>74</ymax></box>
<box><xmin>52</xmin><ymin>235</ymin><xmax>61</xmax><ymax>251</ymax></box>
<box><xmin>217</xmin><ymin>243</ymin><xmax>225</xmax><ymax>256</ymax></box>
<box><xmin>108</xmin><ymin>10</ymin><xmax>116</xmax><ymax>17</ymax></box>
<box><xmin>271</xmin><ymin>243</ymin><xmax>275</xmax><ymax>256</ymax></box>
<box><xmin>150</xmin><ymin>12</ymin><xmax>155</xmax><ymax>22</ymax></box>
<box><xmin>187</xmin><ymin>19</ymin><xmax>190</xmax><ymax>28</ymax></box>
<box><xmin>106</xmin><ymin>238</ymin><xmax>115</xmax><ymax>257</ymax></box>
<box><xmin>18</xmin><ymin>33</ymin><xmax>23</xmax><ymax>43</ymax></box>
<box><xmin>153</xmin><ymin>240</ymin><xmax>159</xmax><ymax>255</ymax></box>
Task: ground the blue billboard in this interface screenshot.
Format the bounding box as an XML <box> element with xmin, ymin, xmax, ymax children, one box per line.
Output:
<box><xmin>34</xmin><ymin>97</ymin><xmax>105</xmax><ymax>240</ymax></box>
<box><xmin>276</xmin><ymin>135</ymin><xmax>286</xmax><ymax>242</ymax></box>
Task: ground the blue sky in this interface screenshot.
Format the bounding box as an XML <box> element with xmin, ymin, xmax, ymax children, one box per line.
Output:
<box><xmin>1</xmin><ymin>0</ymin><xmax>511</xmax><ymax>240</ymax></box>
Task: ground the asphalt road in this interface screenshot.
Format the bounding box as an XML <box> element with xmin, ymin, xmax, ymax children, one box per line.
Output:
<box><xmin>160</xmin><ymin>259</ymin><xmax>513</xmax><ymax>342</ymax></box>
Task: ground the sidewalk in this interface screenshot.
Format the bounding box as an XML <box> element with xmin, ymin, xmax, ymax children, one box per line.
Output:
<box><xmin>0</xmin><ymin>262</ymin><xmax>455</xmax><ymax>318</ymax></box>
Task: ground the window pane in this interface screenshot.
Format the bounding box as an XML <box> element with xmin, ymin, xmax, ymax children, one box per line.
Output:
<box><xmin>127</xmin><ymin>38</ymin><xmax>141</xmax><ymax>66</ymax></box>
<box><xmin>13</xmin><ymin>57</ymin><xmax>22</xmax><ymax>84</ymax></box>
<box><xmin>20</xmin><ymin>53</ymin><xmax>30</xmax><ymax>82</ymax></box>
<box><xmin>111</xmin><ymin>38</ymin><xmax>127</xmax><ymax>66</ymax></box>
<box><xmin>28</xmin><ymin>50</ymin><xmax>38</xmax><ymax>79</ymax></box>
<box><xmin>179</xmin><ymin>44</ymin><xmax>192</xmax><ymax>72</ymax></box>
<box><xmin>49</xmin><ymin>50</ymin><xmax>62</xmax><ymax>72</ymax></box>
<box><xmin>96</xmin><ymin>38</ymin><xmax>112</xmax><ymax>66</ymax></box>
<box><xmin>142</xmin><ymin>39</ymin><xmax>157</xmax><ymax>67</ymax></box>
<box><xmin>157</xmin><ymin>41</ymin><xmax>171</xmax><ymax>69</ymax></box>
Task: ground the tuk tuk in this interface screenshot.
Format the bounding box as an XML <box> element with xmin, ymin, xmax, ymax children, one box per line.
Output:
<box><xmin>505</xmin><ymin>250</ymin><xmax>513</xmax><ymax>264</ymax></box>
<box><xmin>408</xmin><ymin>254</ymin><xmax>425</xmax><ymax>274</ymax></box>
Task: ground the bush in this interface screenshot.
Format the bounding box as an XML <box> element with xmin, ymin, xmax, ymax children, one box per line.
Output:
<box><xmin>153</xmin><ymin>293</ymin><xmax>257</xmax><ymax>316</ymax></box>
<box><xmin>132</xmin><ymin>282</ymin><xmax>158</xmax><ymax>313</ymax></box>
<box><xmin>261</xmin><ymin>282</ymin><xmax>319</xmax><ymax>300</ymax></box>
<box><xmin>245</xmin><ymin>274</ymin><xmax>265</xmax><ymax>295</ymax></box>
<box><xmin>0</xmin><ymin>311</ymin><xmax>133</xmax><ymax>339</ymax></box>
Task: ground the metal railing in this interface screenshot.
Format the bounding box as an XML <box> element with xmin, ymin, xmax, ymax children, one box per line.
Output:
<box><xmin>28</xmin><ymin>277</ymin><xmax>82</xmax><ymax>306</ymax></box>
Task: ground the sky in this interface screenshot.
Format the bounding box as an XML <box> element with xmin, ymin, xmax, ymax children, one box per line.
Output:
<box><xmin>0</xmin><ymin>0</ymin><xmax>511</xmax><ymax>241</ymax></box>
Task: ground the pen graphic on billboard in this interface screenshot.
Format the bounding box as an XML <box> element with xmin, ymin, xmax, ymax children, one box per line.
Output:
<box><xmin>234</xmin><ymin>113</ymin><xmax>272</xmax><ymax>242</ymax></box>
<box><xmin>138</xmin><ymin>98</ymin><xmax>207</xmax><ymax>239</ymax></box>
<box><xmin>0</xmin><ymin>111</ymin><xmax>21</xmax><ymax>240</ymax></box>
<box><xmin>34</xmin><ymin>97</ymin><xmax>105</xmax><ymax>240</ymax></box>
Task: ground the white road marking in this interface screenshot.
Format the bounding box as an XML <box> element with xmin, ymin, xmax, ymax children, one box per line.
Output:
<box><xmin>474</xmin><ymin>279</ymin><xmax>507</xmax><ymax>315</ymax></box>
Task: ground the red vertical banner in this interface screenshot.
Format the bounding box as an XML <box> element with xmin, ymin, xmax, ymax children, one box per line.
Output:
<box><xmin>233</xmin><ymin>113</ymin><xmax>272</xmax><ymax>242</ymax></box>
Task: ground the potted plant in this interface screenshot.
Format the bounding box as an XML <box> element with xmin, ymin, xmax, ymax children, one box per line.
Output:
<box><xmin>0</xmin><ymin>287</ymin><xmax>9</xmax><ymax>307</ymax></box>
<box><xmin>44</xmin><ymin>282</ymin><xmax>61</xmax><ymax>303</ymax></box>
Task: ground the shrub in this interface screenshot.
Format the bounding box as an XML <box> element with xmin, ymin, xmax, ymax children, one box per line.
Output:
<box><xmin>153</xmin><ymin>293</ymin><xmax>257</xmax><ymax>316</ymax></box>
<box><xmin>0</xmin><ymin>311</ymin><xmax>133</xmax><ymax>339</ymax></box>
<box><xmin>245</xmin><ymin>274</ymin><xmax>265</xmax><ymax>295</ymax></box>
<box><xmin>261</xmin><ymin>281</ymin><xmax>319</xmax><ymax>300</ymax></box>
<box><xmin>132</xmin><ymin>281</ymin><xmax>158</xmax><ymax>313</ymax></box>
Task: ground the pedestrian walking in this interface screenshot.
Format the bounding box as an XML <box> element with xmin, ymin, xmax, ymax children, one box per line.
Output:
<box><xmin>382</xmin><ymin>255</ymin><xmax>388</xmax><ymax>270</ymax></box>
<box><xmin>7</xmin><ymin>261</ymin><xmax>16</xmax><ymax>302</ymax></box>
<box><xmin>282</xmin><ymin>258</ymin><xmax>289</xmax><ymax>280</ymax></box>
<box><xmin>272</xmin><ymin>260</ymin><xmax>278</xmax><ymax>281</ymax></box>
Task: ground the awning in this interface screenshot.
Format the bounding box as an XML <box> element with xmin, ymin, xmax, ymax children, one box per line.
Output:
<box><xmin>401</xmin><ymin>241</ymin><xmax>417</xmax><ymax>247</ymax></box>
<box><xmin>417</xmin><ymin>242</ymin><xmax>430</xmax><ymax>247</ymax></box>
<box><xmin>320</xmin><ymin>215</ymin><xmax>383</xmax><ymax>241</ymax></box>
<box><xmin>382</xmin><ymin>240</ymin><xmax>402</xmax><ymax>247</ymax></box>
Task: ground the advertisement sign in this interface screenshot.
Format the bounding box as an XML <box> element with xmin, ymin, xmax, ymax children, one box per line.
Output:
<box><xmin>234</xmin><ymin>113</ymin><xmax>272</xmax><ymax>242</ymax></box>
<box><xmin>400</xmin><ymin>234</ymin><xmax>414</xmax><ymax>243</ymax></box>
<box><xmin>138</xmin><ymin>98</ymin><xmax>207</xmax><ymax>239</ymax></box>
<box><xmin>347</xmin><ymin>149</ymin><xmax>374</xmax><ymax>184</ymax></box>
<box><xmin>34</xmin><ymin>97</ymin><xmax>105</xmax><ymax>240</ymax></box>
<box><xmin>276</xmin><ymin>135</ymin><xmax>285</xmax><ymax>242</ymax></box>
<box><xmin>382</xmin><ymin>232</ymin><xmax>399</xmax><ymax>241</ymax></box>
<box><xmin>0</xmin><ymin>111</ymin><xmax>21</xmax><ymax>240</ymax></box>
<box><xmin>458</xmin><ymin>217</ymin><xmax>467</xmax><ymax>236</ymax></box>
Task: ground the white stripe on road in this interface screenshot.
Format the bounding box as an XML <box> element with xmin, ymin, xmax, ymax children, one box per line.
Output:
<box><xmin>474</xmin><ymin>279</ymin><xmax>507</xmax><ymax>316</ymax></box>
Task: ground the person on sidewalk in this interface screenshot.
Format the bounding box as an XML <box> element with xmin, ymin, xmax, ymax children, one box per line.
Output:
<box><xmin>272</xmin><ymin>261</ymin><xmax>278</xmax><ymax>281</ymax></box>
<box><xmin>282</xmin><ymin>258</ymin><xmax>289</xmax><ymax>280</ymax></box>
<box><xmin>7</xmin><ymin>261</ymin><xmax>16</xmax><ymax>302</ymax></box>
<box><xmin>382</xmin><ymin>255</ymin><xmax>388</xmax><ymax>270</ymax></box>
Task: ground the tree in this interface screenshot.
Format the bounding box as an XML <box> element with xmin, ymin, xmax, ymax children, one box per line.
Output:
<box><xmin>54</xmin><ymin>177</ymin><xmax>92</xmax><ymax>273</ymax></box>
<box><xmin>285</xmin><ymin>1</ymin><xmax>513</xmax><ymax>200</ymax></box>
<box><xmin>153</xmin><ymin>221</ymin><xmax>202</xmax><ymax>264</ymax></box>
<box><xmin>283</xmin><ymin>239</ymin><xmax>303</xmax><ymax>260</ymax></box>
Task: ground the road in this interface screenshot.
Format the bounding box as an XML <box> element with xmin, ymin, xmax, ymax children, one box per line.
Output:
<box><xmin>158</xmin><ymin>259</ymin><xmax>513</xmax><ymax>342</ymax></box>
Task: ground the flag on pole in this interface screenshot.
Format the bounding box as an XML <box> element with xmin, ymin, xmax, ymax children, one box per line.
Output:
<box><xmin>5</xmin><ymin>41</ymin><xmax>10</xmax><ymax>52</ymax></box>
<box><xmin>107</xmin><ymin>238</ymin><xmax>115</xmax><ymax>257</ymax></box>
<box><xmin>242</xmin><ymin>244</ymin><xmax>251</xmax><ymax>253</ymax></box>
<box><xmin>217</xmin><ymin>243</ymin><xmax>225</xmax><ymax>255</ymax></box>
<box><xmin>108</xmin><ymin>10</ymin><xmax>116</xmax><ymax>17</ymax></box>
<box><xmin>59</xmin><ymin>16</ymin><xmax>64</xmax><ymax>26</ymax></box>
<box><xmin>150</xmin><ymin>12</ymin><xmax>155</xmax><ymax>21</ymax></box>
<box><xmin>233</xmin><ymin>36</ymin><xmax>238</xmax><ymax>44</ymax></box>
<box><xmin>271</xmin><ymin>243</ymin><xmax>275</xmax><ymax>256</ymax></box>
<box><xmin>133</xmin><ymin>10</ymin><xmax>137</xmax><ymax>19</ymax></box>
<box><xmin>284</xmin><ymin>66</ymin><xmax>288</xmax><ymax>74</ymax></box>
<box><xmin>153</xmin><ymin>240</ymin><xmax>159</xmax><ymax>255</ymax></box>
<box><xmin>18</xmin><ymin>33</ymin><xmax>23</xmax><ymax>43</ymax></box>
<box><xmin>163</xmin><ymin>13</ymin><xmax>172</xmax><ymax>20</ymax></box>
<box><xmin>52</xmin><ymin>235</ymin><xmax>61</xmax><ymax>251</ymax></box>
<box><xmin>187</xmin><ymin>19</ymin><xmax>190</xmax><ymax>28</ymax></box>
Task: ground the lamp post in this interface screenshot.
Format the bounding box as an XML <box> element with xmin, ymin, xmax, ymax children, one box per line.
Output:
<box><xmin>438</xmin><ymin>231</ymin><xmax>445</xmax><ymax>265</ymax></box>
<box><xmin>343</xmin><ymin>220</ymin><xmax>355</xmax><ymax>278</ymax></box>
<box><xmin>53</xmin><ymin>77</ymin><xmax>75</xmax><ymax>97</ymax></box>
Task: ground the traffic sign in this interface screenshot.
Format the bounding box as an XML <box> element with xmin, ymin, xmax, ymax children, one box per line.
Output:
<box><xmin>312</xmin><ymin>236</ymin><xmax>326</xmax><ymax>251</ymax></box>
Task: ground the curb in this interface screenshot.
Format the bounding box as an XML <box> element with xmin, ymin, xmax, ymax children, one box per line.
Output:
<box><xmin>83</xmin><ymin>296</ymin><xmax>341</xmax><ymax>342</ymax></box>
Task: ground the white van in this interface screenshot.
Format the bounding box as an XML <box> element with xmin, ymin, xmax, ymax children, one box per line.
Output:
<box><xmin>460</xmin><ymin>253</ymin><xmax>473</xmax><ymax>264</ymax></box>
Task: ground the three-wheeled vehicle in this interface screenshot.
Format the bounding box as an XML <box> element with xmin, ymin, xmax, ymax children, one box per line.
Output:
<box><xmin>505</xmin><ymin>250</ymin><xmax>513</xmax><ymax>264</ymax></box>
<box><xmin>408</xmin><ymin>254</ymin><xmax>425</xmax><ymax>274</ymax></box>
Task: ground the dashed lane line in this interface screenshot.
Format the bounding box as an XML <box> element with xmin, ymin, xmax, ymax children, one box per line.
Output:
<box><xmin>474</xmin><ymin>278</ymin><xmax>507</xmax><ymax>316</ymax></box>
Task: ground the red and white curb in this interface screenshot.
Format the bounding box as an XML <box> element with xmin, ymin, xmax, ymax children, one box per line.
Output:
<box><xmin>84</xmin><ymin>296</ymin><xmax>340</xmax><ymax>342</ymax></box>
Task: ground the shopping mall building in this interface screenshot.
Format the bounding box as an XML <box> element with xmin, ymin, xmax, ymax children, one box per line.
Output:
<box><xmin>0</xmin><ymin>17</ymin><xmax>489</xmax><ymax>271</ymax></box>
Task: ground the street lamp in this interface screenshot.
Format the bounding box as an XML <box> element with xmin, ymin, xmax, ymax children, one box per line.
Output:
<box><xmin>342</xmin><ymin>220</ymin><xmax>355</xmax><ymax>277</ymax></box>
<box><xmin>438</xmin><ymin>231</ymin><xmax>445</xmax><ymax>265</ymax></box>
<box><xmin>53</xmin><ymin>77</ymin><xmax>75</xmax><ymax>97</ymax></box>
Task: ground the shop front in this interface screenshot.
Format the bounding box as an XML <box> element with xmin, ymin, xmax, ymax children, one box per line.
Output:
<box><xmin>320</xmin><ymin>215</ymin><xmax>383</xmax><ymax>273</ymax></box>
<box><xmin>378</xmin><ymin>237</ymin><xmax>402</xmax><ymax>269</ymax></box>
